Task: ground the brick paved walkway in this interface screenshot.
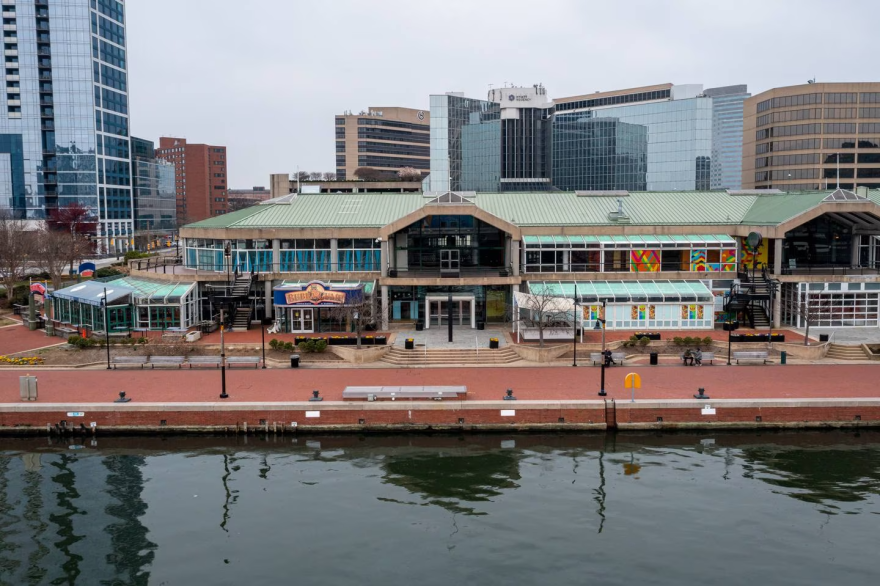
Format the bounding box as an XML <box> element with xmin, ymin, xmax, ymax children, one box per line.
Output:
<box><xmin>0</xmin><ymin>323</ymin><xmax>61</xmax><ymax>356</ymax></box>
<box><xmin>1</xmin><ymin>364</ymin><xmax>877</xmax><ymax>404</ymax></box>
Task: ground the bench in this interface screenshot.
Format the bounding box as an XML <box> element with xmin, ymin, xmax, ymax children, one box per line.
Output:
<box><xmin>590</xmin><ymin>352</ymin><xmax>626</xmax><ymax>366</ymax></box>
<box><xmin>226</xmin><ymin>356</ymin><xmax>261</xmax><ymax>369</ymax></box>
<box><xmin>680</xmin><ymin>352</ymin><xmax>715</xmax><ymax>365</ymax></box>
<box><xmin>342</xmin><ymin>386</ymin><xmax>467</xmax><ymax>400</ymax></box>
<box><xmin>733</xmin><ymin>351</ymin><xmax>769</xmax><ymax>365</ymax></box>
<box><xmin>149</xmin><ymin>355</ymin><xmax>185</xmax><ymax>369</ymax></box>
<box><xmin>111</xmin><ymin>356</ymin><xmax>148</xmax><ymax>369</ymax></box>
<box><xmin>188</xmin><ymin>356</ymin><xmax>222</xmax><ymax>369</ymax></box>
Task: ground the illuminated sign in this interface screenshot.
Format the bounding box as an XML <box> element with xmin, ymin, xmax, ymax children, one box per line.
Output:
<box><xmin>273</xmin><ymin>281</ymin><xmax>364</xmax><ymax>307</ymax></box>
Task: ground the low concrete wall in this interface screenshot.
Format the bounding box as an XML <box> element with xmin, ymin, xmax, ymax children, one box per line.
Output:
<box><xmin>510</xmin><ymin>344</ymin><xmax>570</xmax><ymax>363</ymax></box>
<box><xmin>328</xmin><ymin>345</ymin><xmax>391</xmax><ymax>364</ymax></box>
<box><xmin>773</xmin><ymin>341</ymin><xmax>828</xmax><ymax>360</ymax></box>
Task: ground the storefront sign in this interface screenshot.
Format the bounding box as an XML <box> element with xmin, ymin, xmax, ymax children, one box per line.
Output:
<box><xmin>273</xmin><ymin>281</ymin><xmax>363</xmax><ymax>307</ymax></box>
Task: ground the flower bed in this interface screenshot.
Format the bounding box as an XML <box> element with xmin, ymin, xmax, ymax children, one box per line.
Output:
<box><xmin>0</xmin><ymin>355</ymin><xmax>45</xmax><ymax>366</ymax></box>
<box><xmin>634</xmin><ymin>332</ymin><xmax>661</xmax><ymax>340</ymax></box>
<box><xmin>730</xmin><ymin>333</ymin><xmax>785</xmax><ymax>343</ymax></box>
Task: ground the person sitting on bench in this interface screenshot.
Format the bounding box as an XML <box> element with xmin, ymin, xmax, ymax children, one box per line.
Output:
<box><xmin>683</xmin><ymin>349</ymin><xmax>694</xmax><ymax>366</ymax></box>
<box><xmin>693</xmin><ymin>347</ymin><xmax>703</xmax><ymax>367</ymax></box>
<box><xmin>603</xmin><ymin>349</ymin><xmax>616</xmax><ymax>366</ymax></box>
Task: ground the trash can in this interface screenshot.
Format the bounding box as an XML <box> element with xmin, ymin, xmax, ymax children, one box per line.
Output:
<box><xmin>290</xmin><ymin>354</ymin><xmax>300</xmax><ymax>368</ymax></box>
<box><xmin>819</xmin><ymin>334</ymin><xmax>829</xmax><ymax>342</ymax></box>
<box><xmin>415</xmin><ymin>321</ymin><xmax>424</xmax><ymax>332</ymax></box>
<box><xmin>405</xmin><ymin>338</ymin><xmax>415</xmax><ymax>350</ymax></box>
<box><xmin>650</xmin><ymin>352</ymin><xmax>658</xmax><ymax>366</ymax></box>
<box><xmin>477</xmin><ymin>322</ymin><xmax>485</xmax><ymax>331</ymax></box>
<box><xmin>780</xmin><ymin>351</ymin><xmax>786</xmax><ymax>365</ymax></box>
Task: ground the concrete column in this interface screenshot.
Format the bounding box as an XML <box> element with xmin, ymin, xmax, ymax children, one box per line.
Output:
<box><xmin>380</xmin><ymin>240</ymin><xmax>389</xmax><ymax>277</ymax></box>
<box><xmin>272</xmin><ymin>239</ymin><xmax>281</xmax><ymax>273</ymax></box>
<box><xmin>773</xmin><ymin>288</ymin><xmax>781</xmax><ymax>329</ymax></box>
<box><xmin>330</xmin><ymin>238</ymin><xmax>338</xmax><ymax>272</ymax></box>
<box><xmin>470</xmin><ymin>298</ymin><xmax>476</xmax><ymax>328</ymax></box>
<box><xmin>380</xmin><ymin>286</ymin><xmax>389</xmax><ymax>330</ymax></box>
<box><xmin>851</xmin><ymin>234</ymin><xmax>861</xmax><ymax>267</ymax></box>
<box><xmin>265</xmin><ymin>280</ymin><xmax>274</xmax><ymax>321</ymax></box>
<box><xmin>773</xmin><ymin>238</ymin><xmax>783</xmax><ymax>275</ymax></box>
<box><xmin>511</xmin><ymin>239</ymin><xmax>521</xmax><ymax>276</ymax></box>
<box><xmin>425</xmin><ymin>298</ymin><xmax>431</xmax><ymax>329</ymax></box>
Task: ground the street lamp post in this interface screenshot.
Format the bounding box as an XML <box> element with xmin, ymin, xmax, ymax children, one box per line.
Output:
<box><xmin>572</xmin><ymin>283</ymin><xmax>579</xmax><ymax>367</ymax></box>
<box><xmin>220</xmin><ymin>308</ymin><xmax>228</xmax><ymax>399</ymax></box>
<box><xmin>595</xmin><ymin>300</ymin><xmax>607</xmax><ymax>396</ymax></box>
<box><xmin>102</xmin><ymin>287</ymin><xmax>111</xmax><ymax>370</ymax></box>
<box><xmin>261</xmin><ymin>321</ymin><xmax>267</xmax><ymax>370</ymax></box>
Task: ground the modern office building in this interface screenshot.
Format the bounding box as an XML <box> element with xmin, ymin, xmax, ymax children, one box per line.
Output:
<box><xmin>268</xmin><ymin>174</ymin><xmax>422</xmax><ymax>198</ymax></box>
<box><xmin>155</xmin><ymin>137</ymin><xmax>228</xmax><ymax>223</ymax></box>
<box><xmin>742</xmin><ymin>82</ymin><xmax>880</xmax><ymax>191</ymax></box>
<box><xmin>335</xmin><ymin>107</ymin><xmax>429</xmax><ymax>181</ymax></box>
<box><xmin>131</xmin><ymin>137</ymin><xmax>175</xmax><ymax>234</ymax></box>
<box><xmin>0</xmin><ymin>0</ymin><xmax>133</xmax><ymax>253</ymax></box>
<box><xmin>430</xmin><ymin>83</ymin><xmax>749</xmax><ymax>193</ymax></box>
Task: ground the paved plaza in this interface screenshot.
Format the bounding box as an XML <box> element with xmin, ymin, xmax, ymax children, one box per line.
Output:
<box><xmin>392</xmin><ymin>326</ymin><xmax>507</xmax><ymax>349</ymax></box>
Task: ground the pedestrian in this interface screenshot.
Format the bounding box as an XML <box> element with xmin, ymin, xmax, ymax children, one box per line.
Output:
<box><xmin>683</xmin><ymin>348</ymin><xmax>693</xmax><ymax>366</ymax></box>
<box><xmin>604</xmin><ymin>349</ymin><xmax>615</xmax><ymax>366</ymax></box>
<box><xmin>694</xmin><ymin>347</ymin><xmax>703</xmax><ymax>367</ymax></box>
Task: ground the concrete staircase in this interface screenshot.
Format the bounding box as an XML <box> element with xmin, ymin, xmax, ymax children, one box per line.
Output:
<box><xmin>825</xmin><ymin>343</ymin><xmax>868</xmax><ymax>361</ymax></box>
<box><xmin>380</xmin><ymin>347</ymin><xmax>521</xmax><ymax>366</ymax></box>
<box><xmin>232</xmin><ymin>306</ymin><xmax>251</xmax><ymax>331</ymax></box>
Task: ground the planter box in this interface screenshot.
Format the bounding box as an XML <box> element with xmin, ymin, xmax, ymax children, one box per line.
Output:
<box><xmin>294</xmin><ymin>336</ymin><xmax>307</xmax><ymax>345</ymax></box>
<box><xmin>730</xmin><ymin>334</ymin><xmax>784</xmax><ymax>343</ymax></box>
<box><xmin>489</xmin><ymin>339</ymin><xmax>499</xmax><ymax>349</ymax></box>
<box><xmin>375</xmin><ymin>336</ymin><xmax>387</xmax><ymax>346</ymax></box>
<box><xmin>405</xmin><ymin>339</ymin><xmax>414</xmax><ymax>350</ymax></box>
<box><xmin>722</xmin><ymin>322</ymin><xmax>740</xmax><ymax>332</ymax></box>
<box><xmin>361</xmin><ymin>337</ymin><xmax>376</xmax><ymax>346</ymax></box>
<box><xmin>634</xmin><ymin>332</ymin><xmax>661</xmax><ymax>340</ymax></box>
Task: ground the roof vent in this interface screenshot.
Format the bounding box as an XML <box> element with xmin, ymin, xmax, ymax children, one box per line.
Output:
<box><xmin>607</xmin><ymin>198</ymin><xmax>631</xmax><ymax>223</ymax></box>
<box><xmin>823</xmin><ymin>188</ymin><xmax>866</xmax><ymax>202</ymax></box>
<box><xmin>576</xmin><ymin>190</ymin><xmax>630</xmax><ymax>197</ymax></box>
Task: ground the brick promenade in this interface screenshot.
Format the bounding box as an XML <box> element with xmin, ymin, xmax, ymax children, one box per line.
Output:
<box><xmin>1</xmin><ymin>364</ymin><xmax>877</xmax><ymax>404</ymax></box>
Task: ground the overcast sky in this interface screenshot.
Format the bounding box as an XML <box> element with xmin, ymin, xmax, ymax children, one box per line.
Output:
<box><xmin>128</xmin><ymin>0</ymin><xmax>878</xmax><ymax>188</ymax></box>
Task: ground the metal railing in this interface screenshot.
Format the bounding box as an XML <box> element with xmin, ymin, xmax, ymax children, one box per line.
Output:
<box><xmin>780</xmin><ymin>263</ymin><xmax>880</xmax><ymax>276</ymax></box>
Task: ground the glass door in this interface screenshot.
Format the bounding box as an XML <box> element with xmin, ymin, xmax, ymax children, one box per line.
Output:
<box><xmin>289</xmin><ymin>308</ymin><xmax>315</xmax><ymax>333</ymax></box>
<box><xmin>440</xmin><ymin>249</ymin><xmax>460</xmax><ymax>276</ymax></box>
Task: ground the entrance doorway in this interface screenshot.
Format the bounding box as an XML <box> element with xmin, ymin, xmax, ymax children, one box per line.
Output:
<box><xmin>440</xmin><ymin>249</ymin><xmax>460</xmax><ymax>276</ymax></box>
<box><xmin>289</xmin><ymin>308</ymin><xmax>314</xmax><ymax>333</ymax></box>
<box><xmin>425</xmin><ymin>294</ymin><xmax>476</xmax><ymax>329</ymax></box>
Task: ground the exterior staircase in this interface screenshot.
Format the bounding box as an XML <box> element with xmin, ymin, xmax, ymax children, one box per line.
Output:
<box><xmin>380</xmin><ymin>347</ymin><xmax>521</xmax><ymax>366</ymax></box>
<box><xmin>232</xmin><ymin>306</ymin><xmax>251</xmax><ymax>331</ymax></box>
<box><xmin>825</xmin><ymin>343</ymin><xmax>868</xmax><ymax>361</ymax></box>
<box><xmin>231</xmin><ymin>275</ymin><xmax>252</xmax><ymax>298</ymax></box>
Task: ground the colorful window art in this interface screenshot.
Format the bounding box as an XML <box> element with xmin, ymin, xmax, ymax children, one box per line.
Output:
<box><xmin>630</xmin><ymin>250</ymin><xmax>660</xmax><ymax>272</ymax></box>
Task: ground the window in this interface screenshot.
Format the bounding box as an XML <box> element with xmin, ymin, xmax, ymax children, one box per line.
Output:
<box><xmin>858</xmin><ymin>153</ymin><xmax>880</xmax><ymax>164</ymax></box>
<box><xmin>823</xmin><ymin>138</ymin><xmax>857</xmax><ymax>149</ymax></box>
<box><xmin>825</xmin><ymin>93</ymin><xmax>857</xmax><ymax>104</ymax></box>
<box><xmin>824</xmin><ymin>123</ymin><xmax>857</xmax><ymax>134</ymax></box>
<box><xmin>858</xmin><ymin>168</ymin><xmax>880</xmax><ymax>178</ymax></box>
<box><xmin>860</xmin><ymin>108</ymin><xmax>880</xmax><ymax>118</ymax></box>
<box><xmin>859</xmin><ymin>123</ymin><xmax>880</xmax><ymax>134</ymax></box>
<box><xmin>824</xmin><ymin>108</ymin><xmax>856</xmax><ymax>119</ymax></box>
<box><xmin>860</xmin><ymin>93</ymin><xmax>880</xmax><ymax>104</ymax></box>
<box><xmin>823</xmin><ymin>153</ymin><xmax>855</xmax><ymax>164</ymax></box>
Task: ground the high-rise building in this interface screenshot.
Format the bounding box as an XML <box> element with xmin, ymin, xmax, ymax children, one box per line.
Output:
<box><xmin>742</xmin><ymin>82</ymin><xmax>880</xmax><ymax>191</ymax></box>
<box><xmin>130</xmin><ymin>137</ymin><xmax>175</xmax><ymax>234</ymax></box>
<box><xmin>155</xmin><ymin>137</ymin><xmax>228</xmax><ymax>223</ymax></box>
<box><xmin>429</xmin><ymin>92</ymin><xmax>500</xmax><ymax>192</ymax></box>
<box><xmin>335</xmin><ymin>107</ymin><xmax>429</xmax><ymax>181</ymax></box>
<box><xmin>0</xmin><ymin>0</ymin><xmax>133</xmax><ymax>253</ymax></box>
<box><xmin>430</xmin><ymin>83</ymin><xmax>749</xmax><ymax>193</ymax></box>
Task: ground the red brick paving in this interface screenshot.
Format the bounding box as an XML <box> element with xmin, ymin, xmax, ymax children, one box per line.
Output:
<box><xmin>0</xmin><ymin>363</ymin><xmax>877</xmax><ymax>404</ymax></box>
<box><xmin>0</xmin><ymin>323</ymin><xmax>61</xmax><ymax>356</ymax></box>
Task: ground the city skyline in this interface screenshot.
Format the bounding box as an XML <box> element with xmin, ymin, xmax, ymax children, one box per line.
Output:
<box><xmin>127</xmin><ymin>0</ymin><xmax>880</xmax><ymax>187</ymax></box>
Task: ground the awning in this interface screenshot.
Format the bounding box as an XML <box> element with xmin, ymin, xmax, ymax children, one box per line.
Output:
<box><xmin>278</xmin><ymin>279</ymin><xmax>375</xmax><ymax>295</ymax></box>
<box><xmin>526</xmin><ymin>280</ymin><xmax>715</xmax><ymax>303</ymax></box>
<box><xmin>274</xmin><ymin>280</ymin><xmax>372</xmax><ymax>307</ymax></box>
<box><xmin>522</xmin><ymin>234</ymin><xmax>737</xmax><ymax>247</ymax></box>
<box><xmin>51</xmin><ymin>281</ymin><xmax>134</xmax><ymax>307</ymax></box>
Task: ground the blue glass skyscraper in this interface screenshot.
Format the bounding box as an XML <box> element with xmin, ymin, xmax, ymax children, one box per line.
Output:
<box><xmin>0</xmin><ymin>0</ymin><xmax>132</xmax><ymax>253</ymax></box>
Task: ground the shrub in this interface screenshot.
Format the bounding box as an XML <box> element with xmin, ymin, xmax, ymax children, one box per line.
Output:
<box><xmin>638</xmin><ymin>336</ymin><xmax>651</xmax><ymax>346</ymax></box>
<box><xmin>283</xmin><ymin>341</ymin><xmax>295</xmax><ymax>352</ymax></box>
<box><xmin>297</xmin><ymin>341</ymin><xmax>311</xmax><ymax>353</ymax></box>
<box><xmin>313</xmin><ymin>339</ymin><xmax>327</xmax><ymax>353</ymax></box>
<box><xmin>123</xmin><ymin>250</ymin><xmax>153</xmax><ymax>262</ymax></box>
<box><xmin>683</xmin><ymin>336</ymin><xmax>695</xmax><ymax>346</ymax></box>
<box><xmin>269</xmin><ymin>339</ymin><xmax>280</xmax><ymax>351</ymax></box>
<box><xmin>673</xmin><ymin>336</ymin><xmax>683</xmax><ymax>346</ymax></box>
<box><xmin>95</xmin><ymin>267</ymin><xmax>122</xmax><ymax>278</ymax></box>
<box><xmin>702</xmin><ymin>336</ymin><xmax>713</xmax><ymax>347</ymax></box>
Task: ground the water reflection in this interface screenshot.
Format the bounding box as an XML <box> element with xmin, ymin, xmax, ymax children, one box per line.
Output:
<box><xmin>0</xmin><ymin>432</ymin><xmax>876</xmax><ymax>585</ymax></box>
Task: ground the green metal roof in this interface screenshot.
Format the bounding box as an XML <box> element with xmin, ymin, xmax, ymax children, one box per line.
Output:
<box><xmin>184</xmin><ymin>189</ymin><xmax>880</xmax><ymax>231</ymax></box>
<box><xmin>528</xmin><ymin>280</ymin><xmax>714</xmax><ymax>303</ymax></box>
<box><xmin>111</xmin><ymin>277</ymin><xmax>196</xmax><ymax>303</ymax></box>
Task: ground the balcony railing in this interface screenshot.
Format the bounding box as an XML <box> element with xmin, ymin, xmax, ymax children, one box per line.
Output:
<box><xmin>390</xmin><ymin>265</ymin><xmax>513</xmax><ymax>278</ymax></box>
<box><xmin>780</xmin><ymin>263</ymin><xmax>880</xmax><ymax>276</ymax></box>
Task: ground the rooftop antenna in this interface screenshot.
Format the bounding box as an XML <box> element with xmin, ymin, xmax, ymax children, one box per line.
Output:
<box><xmin>836</xmin><ymin>152</ymin><xmax>840</xmax><ymax>189</ymax></box>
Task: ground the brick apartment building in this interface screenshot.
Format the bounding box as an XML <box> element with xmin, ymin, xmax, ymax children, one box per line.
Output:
<box><xmin>156</xmin><ymin>137</ymin><xmax>229</xmax><ymax>223</ymax></box>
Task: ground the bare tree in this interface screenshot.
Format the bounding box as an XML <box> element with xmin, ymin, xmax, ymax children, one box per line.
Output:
<box><xmin>307</xmin><ymin>171</ymin><xmax>323</xmax><ymax>180</ymax></box>
<box><xmin>353</xmin><ymin>167</ymin><xmax>387</xmax><ymax>181</ymax></box>
<box><xmin>295</xmin><ymin>171</ymin><xmax>310</xmax><ymax>182</ymax></box>
<box><xmin>327</xmin><ymin>293</ymin><xmax>389</xmax><ymax>349</ymax></box>
<box><xmin>322</xmin><ymin>172</ymin><xmax>337</xmax><ymax>181</ymax></box>
<box><xmin>35</xmin><ymin>225</ymin><xmax>73</xmax><ymax>290</ymax></box>
<box><xmin>508</xmin><ymin>291</ymin><xmax>573</xmax><ymax>348</ymax></box>
<box><xmin>785</xmin><ymin>291</ymin><xmax>833</xmax><ymax>345</ymax></box>
<box><xmin>0</xmin><ymin>211</ymin><xmax>37</xmax><ymax>302</ymax></box>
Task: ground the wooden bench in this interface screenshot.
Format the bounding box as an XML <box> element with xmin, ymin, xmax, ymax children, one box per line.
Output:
<box><xmin>733</xmin><ymin>351</ymin><xmax>769</xmax><ymax>365</ymax></box>
<box><xmin>680</xmin><ymin>352</ymin><xmax>715</xmax><ymax>365</ymax></box>
<box><xmin>590</xmin><ymin>352</ymin><xmax>626</xmax><ymax>366</ymax></box>
<box><xmin>342</xmin><ymin>386</ymin><xmax>467</xmax><ymax>400</ymax></box>
<box><xmin>226</xmin><ymin>356</ymin><xmax>261</xmax><ymax>369</ymax></box>
<box><xmin>111</xmin><ymin>356</ymin><xmax>148</xmax><ymax>369</ymax></box>
<box><xmin>188</xmin><ymin>356</ymin><xmax>222</xmax><ymax>369</ymax></box>
<box><xmin>149</xmin><ymin>355</ymin><xmax>185</xmax><ymax>369</ymax></box>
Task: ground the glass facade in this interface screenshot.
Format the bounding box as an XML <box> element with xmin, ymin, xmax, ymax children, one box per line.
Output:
<box><xmin>429</xmin><ymin>94</ymin><xmax>500</xmax><ymax>192</ymax></box>
<box><xmin>552</xmin><ymin>96</ymin><xmax>714</xmax><ymax>191</ymax></box>
<box><xmin>0</xmin><ymin>0</ymin><xmax>131</xmax><ymax>253</ymax></box>
<box><xmin>782</xmin><ymin>282</ymin><xmax>880</xmax><ymax>328</ymax></box>
<box><xmin>131</xmin><ymin>137</ymin><xmax>175</xmax><ymax>233</ymax></box>
<box><xmin>705</xmin><ymin>85</ymin><xmax>749</xmax><ymax>189</ymax></box>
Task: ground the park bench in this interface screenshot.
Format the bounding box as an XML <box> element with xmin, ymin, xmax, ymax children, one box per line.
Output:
<box><xmin>680</xmin><ymin>352</ymin><xmax>715</xmax><ymax>365</ymax></box>
<box><xmin>342</xmin><ymin>386</ymin><xmax>467</xmax><ymax>400</ymax></box>
<box><xmin>111</xmin><ymin>356</ymin><xmax>148</xmax><ymax>369</ymax></box>
<box><xmin>149</xmin><ymin>355</ymin><xmax>185</xmax><ymax>369</ymax></box>
<box><xmin>732</xmin><ymin>351</ymin><xmax>769</xmax><ymax>365</ymax></box>
<box><xmin>226</xmin><ymin>356</ymin><xmax>261</xmax><ymax>369</ymax></box>
<box><xmin>188</xmin><ymin>356</ymin><xmax>222</xmax><ymax>369</ymax></box>
<box><xmin>590</xmin><ymin>352</ymin><xmax>626</xmax><ymax>366</ymax></box>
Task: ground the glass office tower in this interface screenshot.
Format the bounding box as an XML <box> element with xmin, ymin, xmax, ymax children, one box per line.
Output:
<box><xmin>131</xmin><ymin>137</ymin><xmax>175</xmax><ymax>233</ymax></box>
<box><xmin>553</xmin><ymin>90</ymin><xmax>715</xmax><ymax>191</ymax></box>
<box><xmin>429</xmin><ymin>93</ymin><xmax>500</xmax><ymax>192</ymax></box>
<box><xmin>705</xmin><ymin>85</ymin><xmax>750</xmax><ymax>189</ymax></box>
<box><xmin>0</xmin><ymin>0</ymin><xmax>132</xmax><ymax>253</ymax></box>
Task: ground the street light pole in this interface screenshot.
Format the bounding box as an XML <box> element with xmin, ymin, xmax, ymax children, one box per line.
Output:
<box><xmin>572</xmin><ymin>283</ymin><xmax>578</xmax><ymax>367</ymax></box>
<box><xmin>261</xmin><ymin>321</ymin><xmax>267</xmax><ymax>369</ymax></box>
<box><xmin>220</xmin><ymin>308</ymin><xmax>228</xmax><ymax>399</ymax></box>
<box><xmin>596</xmin><ymin>300</ymin><xmax>607</xmax><ymax>396</ymax></box>
<box><xmin>102</xmin><ymin>287</ymin><xmax>111</xmax><ymax>370</ymax></box>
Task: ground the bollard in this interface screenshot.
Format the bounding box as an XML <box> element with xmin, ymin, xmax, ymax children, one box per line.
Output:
<box><xmin>780</xmin><ymin>351</ymin><xmax>787</xmax><ymax>365</ymax></box>
<box><xmin>503</xmin><ymin>388</ymin><xmax>516</xmax><ymax>401</ymax></box>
